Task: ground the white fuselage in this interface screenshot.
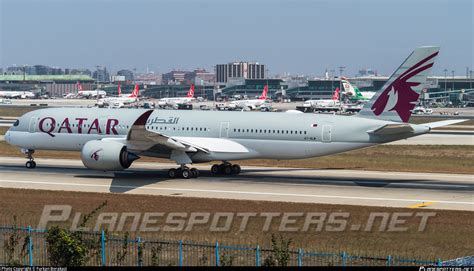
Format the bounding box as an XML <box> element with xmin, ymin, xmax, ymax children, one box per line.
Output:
<box><xmin>100</xmin><ymin>96</ymin><xmax>138</xmax><ymax>105</ymax></box>
<box><xmin>230</xmin><ymin>99</ymin><xmax>267</xmax><ymax>109</ymax></box>
<box><xmin>77</xmin><ymin>90</ymin><xmax>107</xmax><ymax>98</ymax></box>
<box><xmin>0</xmin><ymin>91</ymin><xmax>35</xmax><ymax>99</ymax></box>
<box><xmin>5</xmin><ymin>108</ymin><xmax>429</xmax><ymax>163</ymax></box>
<box><xmin>304</xmin><ymin>99</ymin><xmax>340</xmax><ymax>108</ymax></box>
<box><xmin>158</xmin><ymin>97</ymin><xmax>194</xmax><ymax>107</ymax></box>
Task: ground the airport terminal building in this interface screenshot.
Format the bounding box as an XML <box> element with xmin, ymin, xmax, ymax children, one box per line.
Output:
<box><xmin>0</xmin><ymin>75</ymin><xmax>95</xmax><ymax>97</ymax></box>
<box><xmin>285</xmin><ymin>76</ymin><xmax>474</xmax><ymax>104</ymax></box>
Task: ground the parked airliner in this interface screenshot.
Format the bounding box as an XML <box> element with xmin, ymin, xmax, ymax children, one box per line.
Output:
<box><xmin>99</xmin><ymin>84</ymin><xmax>139</xmax><ymax>107</ymax></box>
<box><xmin>76</xmin><ymin>82</ymin><xmax>107</xmax><ymax>99</ymax></box>
<box><xmin>5</xmin><ymin>47</ymin><xmax>464</xmax><ymax>179</ymax></box>
<box><xmin>0</xmin><ymin>90</ymin><xmax>35</xmax><ymax>99</ymax></box>
<box><xmin>158</xmin><ymin>84</ymin><xmax>195</xmax><ymax>107</ymax></box>
<box><xmin>229</xmin><ymin>85</ymin><xmax>269</xmax><ymax>110</ymax></box>
<box><xmin>303</xmin><ymin>87</ymin><xmax>341</xmax><ymax>108</ymax></box>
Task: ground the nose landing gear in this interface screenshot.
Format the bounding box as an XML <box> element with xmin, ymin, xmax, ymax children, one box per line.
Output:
<box><xmin>22</xmin><ymin>149</ymin><xmax>36</xmax><ymax>169</ymax></box>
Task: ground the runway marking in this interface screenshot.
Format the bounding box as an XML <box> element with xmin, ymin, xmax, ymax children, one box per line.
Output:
<box><xmin>0</xmin><ymin>179</ymin><xmax>472</xmax><ymax>206</ymax></box>
<box><xmin>230</xmin><ymin>179</ymin><xmax>471</xmax><ymax>189</ymax></box>
<box><xmin>408</xmin><ymin>202</ymin><xmax>435</xmax><ymax>209</ymax></box>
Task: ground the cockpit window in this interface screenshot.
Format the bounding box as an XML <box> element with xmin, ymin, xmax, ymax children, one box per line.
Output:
<box><xmin>13</xmin><ymin>120</ymin><xmax>19</xmax><ymax>127</ymax></box>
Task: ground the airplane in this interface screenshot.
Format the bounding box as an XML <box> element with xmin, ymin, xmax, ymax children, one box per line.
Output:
<box><xmin>0</xmin><ymin>90</ymin><xmax>35</xmax><ymax>99</ymax></box>
<box><xmin>303</xmin><ymin>87</ymin><xmax>341</xmax><ymax>108</ymax></box>
<box><xmin>341</xmin><ymin>77</ymin><xmax>376</xmax><ymax>101</ymax></box>
<box><xmin>229</xmin><ymin>85</ymin><xmax>269</xmax><ymax>110</ymax></box>
<box><xmin>75</xmin><ymin>82</ymin><xmax>107</xmax><ymax>99</ymax></box>
<box><xmin>158</xmin><ymin>84</ymin><xmax>195</xmax><ymax>107</ymax></box>
<box><xmin>5</xmin><ymin>46</ymin><xmax>465</xmax><ymax>179</ymax></box>
<box><xmin>63</xmin><ymin>93</ymin><xmax>77</xmax><ymax>99</ymax></box>
<box><xmin>99</xmin><ymin>84</ymin><xmax>140</xmax><ymax>107</ymax></box>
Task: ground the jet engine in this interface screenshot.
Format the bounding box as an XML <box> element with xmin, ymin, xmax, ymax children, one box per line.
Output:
<box><xmin>81</xmin><ymin>140</ymin><xmax>139</xmax><ymax>171</ymax></box>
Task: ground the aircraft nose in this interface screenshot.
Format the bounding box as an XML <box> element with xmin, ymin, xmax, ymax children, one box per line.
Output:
<box><xmin>4</xmin><ymin>130</ymin><xmax>11</xmax><ymax>144</ymax></box>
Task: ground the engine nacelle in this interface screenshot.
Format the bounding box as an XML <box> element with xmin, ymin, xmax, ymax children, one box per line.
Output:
<box><xmin>81</xmin><ymin>140</ymin><xmax>139</xmax><ymax>171</ymax></box>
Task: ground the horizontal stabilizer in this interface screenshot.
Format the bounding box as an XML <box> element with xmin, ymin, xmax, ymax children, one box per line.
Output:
<box><xmin>368</xmin><ymin>123</ymin><xmax>414</xmax><ymax>135</ymax></box>
<box><xmin>423</xmin><ymin>119</ymin><xmax>468</xmax><ymax>129</ymax></box>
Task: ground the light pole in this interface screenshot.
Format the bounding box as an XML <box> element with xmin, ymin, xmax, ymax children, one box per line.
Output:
<box><xmin>451</xmin><ymin>70</ymin><xmax>455</xmax><ymax>91</ymax></box>
<box><xmin>330</xmin><ymin>69</ymin><xmax>335</xmax><ymax>92</ymax></box>
<box><xmin>95</xmin><ymin>65</ymin><xmax>101</xmax><ymax>105</ymax></box>
<box><xmin>470</xmin><ymin>70</ymin><xmax>473</xmax><ymax>90</ymax></box>
<box><xmin>338</xmin><ymin>66</ymin><xmax>345</xmax><ymax>112</ymax></box>
<box><xmin>443</xmin><ymin>69</ymin><xmax>448</xmax><ymax>92</ymax></box>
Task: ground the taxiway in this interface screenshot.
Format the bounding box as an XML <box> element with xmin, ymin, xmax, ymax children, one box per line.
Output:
<box><xmin>0</xmin><ymin>157</ymin><xmax>471</xmax><ymax>211</ymax></box>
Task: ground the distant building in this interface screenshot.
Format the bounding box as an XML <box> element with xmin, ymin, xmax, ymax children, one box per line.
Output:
<box><xmin>284</xmin><ymin>76</ymin><xmax>474</xmax><ymax>103</ymax></box>
<box><xmin>93</xmin><ymin>67</ymin><xmax>110</xmax><ymax>83</ymax></box>
<box><xmin>186</xmin><ymin>68</ymin><xmax>215</xmax><ymax>85</ymax></box>
<box><xmin>0</xmin><ymin>74</ymin><xmax>94</xmax><ymax>97</ymax></box>
<box><xmin>6</xmin><ymin>66</ymin><xmax>24</xmax><ymax>75</ymax></box>
<box><xmin>117</xmin><ymin>69</ymin><xmax>134</xmax><ymax>81</ymax></box>
<box><xmin>216</xmin><ymin>62</ymin><xmax>265</xmax><ymax>83</ymax></box>
<box><xmin>219</xmin><ymin>79</ymin><xmax>284</xmax><ymax>100</ymax></box>
<box><xmin>162</xmin><ymin>70</ymin><xmax>193</xmax><ymax>85</ymax></box>
<box><xmin>357</xmin><ymin>68</ymin><xmax>377</xmax><ymax>77</ymax></box>
<box><xmin>70</xmin><ymin>68</ymin><xmax>92</xmax><ymax>77</ymax></box>
<box><xmin>135</xmin><ymin>72</ymin><xmax>162</xmax><ymax>85</ymax></box>
<box><xmin>145</xmin><ymin>84</ymin><xmax>214</xmax><ymax>99</ymax></box>
<box><xmin>33</xmin><ymin>65</ymin><xmax>63</xmax><ymax>75</ymax></box>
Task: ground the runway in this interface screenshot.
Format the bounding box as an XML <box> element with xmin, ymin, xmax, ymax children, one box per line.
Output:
<box><xmin>0</xmin><ymin>157</ymin><xmax>472</xmax><ymax>211</ymax></box>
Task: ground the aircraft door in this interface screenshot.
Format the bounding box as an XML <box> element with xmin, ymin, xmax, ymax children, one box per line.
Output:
<box><xmin>322</xmin><ymin>125</ymin><xmax>332</xmax><ymax>142</ymax></box>
<box><xmin>28</xmin><ymin>116</ymin><xmax>39</xmax><ymax>133</ymax></box>
<box><xmin>219</xmin><ymin>122</ymin><xmax>230</xmax><ymax>138</ymax></box>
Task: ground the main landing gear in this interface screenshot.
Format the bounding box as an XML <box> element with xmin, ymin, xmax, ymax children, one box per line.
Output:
<box><xmin>168</xmin><ymin>165</ymin><xmax>199</xmax><ymax>179</ymax></box>
<box><xmin>22</xmin><ymin>149</ymin><xmax>36</xmax><ymax>169</ymax></box>
<box><xmin>210</xmin><ymin>162</ymin><xmax>241</xmax><ymax>175</ymax></box>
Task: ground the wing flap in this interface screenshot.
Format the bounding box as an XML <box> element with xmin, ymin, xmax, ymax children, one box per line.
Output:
<box><xmin>173</xmin><ymin>137</ymin><xmax>249</xmax><ymax>153</ymax></box>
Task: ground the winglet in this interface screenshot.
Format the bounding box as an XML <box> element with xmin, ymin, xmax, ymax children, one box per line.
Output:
<box><xmin>133</xmin><ymin>110</ymin><xmax>154</xmax><ymax>126</ymax></box>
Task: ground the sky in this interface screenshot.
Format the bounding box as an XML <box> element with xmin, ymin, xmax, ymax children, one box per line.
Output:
<box><xmin>0</xmin><ymin>0</ymin><xmax>473</xmax><ymax>76</ymax></box>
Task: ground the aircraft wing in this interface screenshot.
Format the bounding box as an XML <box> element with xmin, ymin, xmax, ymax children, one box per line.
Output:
<box><xmin>126</xmin><ymin>110</ymin><xmax>249</xmax><ymax>154</ymax></box>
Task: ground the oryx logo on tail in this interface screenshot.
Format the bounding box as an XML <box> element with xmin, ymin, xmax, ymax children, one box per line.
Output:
<box><xmin>371</xmin><ymin>51</ymin><xmax>439</xmax><ymax>122</ymax></box>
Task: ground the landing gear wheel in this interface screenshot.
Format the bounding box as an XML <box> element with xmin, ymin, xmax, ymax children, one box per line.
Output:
<box><xmin>232</xmin><ymin>164</ymin><xmax>241</xmax><ymax>174</ymax></box>
<box><xmin>181</xmin><ymin>169</ymin><xmax>191</xmax><ymax>179</ymax></box>
<box><xmin>168</xmin><ymin>168</ymin><xmax>177</xmax><ymax>178</ymax></box>
<box><xmin>26</xmin><ymin>161</ymin><xmax>36</xmax><ymax>169</ymax></box>
<box><xmin>190</xmin><ymin>168</ymin><xmax>199</xmax><ymax>178</ymax></box>
<box><xmin>223</xmin><ymin>165</ymin><xmax>233</xmax><ymax>175</ymax></box>
<box><xmin>211</xmin><ymin>164</ymin><xmax>220</xmax><ymax>175</ymax></box>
